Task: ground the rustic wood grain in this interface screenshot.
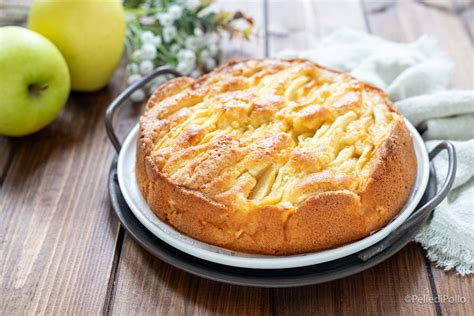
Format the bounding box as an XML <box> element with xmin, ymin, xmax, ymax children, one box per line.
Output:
<box><xmin>0</xmin><ymin>138</ymin><xmax>13</xmax><ymax>188</ymax></box>
<box><xmin>364</xmin><ymin>1</ymin><xmax>473</xmax><ymax>315</ymax></box>
<box><xmin>0</xmin><ymin>64</ymin><xmax>127</xmax><ymax>314</ymax></box>
<box><xmin>108</xmin><ymin>1</ymin><xmax>272</xmax><ymax>315</ymax></box>
<box><xmin>274</xmin><ymin>244</ymin><xmax>437</xmax><ymax>316</ymax></box>
<box><xmin>109</xmin><ymin>235</ymin><xmax>272</xmax><ymax>316</ymax></box>
<box><xmin>425</xmin><ymin>265</ymin><xmax>474</xmax><ymax>316</ymax></box>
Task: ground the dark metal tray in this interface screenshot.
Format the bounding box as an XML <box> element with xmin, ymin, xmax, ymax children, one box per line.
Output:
<box><xmin>106</xmin><ymin>66</ymin><xmax>456</xmax><ymax>287</ymax></box>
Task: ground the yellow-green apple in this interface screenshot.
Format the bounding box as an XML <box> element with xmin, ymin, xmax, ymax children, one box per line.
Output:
<box><xmin>0</xmin><ymin>26</ymin><xmax>70</xmax><ymax>137</ymax></box>
<box><xmin>28</xmin><ymin>0</ymin><xmax>126</xmax><ymax>92</ymax></box>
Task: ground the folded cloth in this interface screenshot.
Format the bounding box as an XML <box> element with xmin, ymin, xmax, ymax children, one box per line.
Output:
<box><xmin>276</xmin><ymin>28</ymin><xmax>474</xmax><ymax>275</ymax></box>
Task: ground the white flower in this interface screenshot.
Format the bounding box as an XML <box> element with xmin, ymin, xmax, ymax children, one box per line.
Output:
<box><xmin>185</xmin><ymin>36</ymin><xmax>200</xmax><ymax>51</ymax></box>
<box><xmin>125</xmin><ymin>14</ymin><xmax>135</xmax><ymax>23</ymax></box>
<box><xmin>162</xmin><ymin>26</ymin><xmax>177</xmax><ymax>43</ymax></box>
<box><xmin>170</xmin><ymin>43</ymin><xmax>181</xmax><ymax>53</ymax></box>
<box><xmin>208</xmin><ymin>43</ymin><xmax>219</xmax><ymax>57</ymax></box>
<box><xmin>139</xmin><ymin>16</ymin><xmax>156</xmax><ymax>26</ymax></box>
<box><xmin>127</xmin><ymin>74</ymin><xmax>142</xmax><ymax>85</ymax></box>
<box><xmin>190</xmin><ymin>69</ymin><xmax>202</xmax><ymax>78</ymax></box>
<box><xmin>206</xmin><ymin>32</ymin><xmax>219</xmax><ymax>45</ymax></box>
<box><xmin>156</xmin><ymin>13</ymin><xmax>173</xmax><ymax>26</ymax></box>
<box><xmin>127</xmin><ymin>63</ymin><xmax>139</xmax><ymax>74</ymax></box>
<box><xmin>177</xmin><ymin>61</ymin><xmax>194</xmax><ymax>75</ymax></box>
<box><xmin>139</xmin><ymin>60</ymin><xmax>154</xmax><ymax>75</ymax></box>
<box><xmin>197</xmin><ymin>4</ymin><xmax>219</xmax><ymax>18</ymax></box>
<box><xmin>185</xmin><ymin>0</ymin><xmax>201</xmax><ymax>11</ymax></box>
<box><xmin>130</xmin><ymin>89</ymin><xmax>145</xmax><ymax>102</ymax></box>
<box><xmin>198</xmin><ymin>49</ymin><xmax>211</xmax><ymax>64</ymax></box>
<box><xmin>141</xmin><ymin>44</ymin><xmax>157</xmax><ymax>60</ymax></box>
<box><xmin>131</xmin><ymin>49</ymin><xmax>145</xmax><ymax>62</ymax></box>
<box><xmin>155</xmin><ymin>76</ymin><xmax>168</xmax><ymax>86</ymax></box>
<box><xmin>177</xmin><ymin>49</ymin><xmax>196</xmax><ymax>65</ymax></box>
<box><xmin>140</xmin><ymin>31</ymin><xmax>155</xmax><ymax>43</ymax></box>
<box><xmin>151</xmin><ymin>36</ymin><xmax>162</xmax><ymax>47</ymax></box>
<box><xmin>204</xmin><ymin>58</ymin><xmax>216</xmax><ymax>70</ymax></box>
<box><xmin>168</xmin><ymin>5</ymin><xmax>183</xmax><ymax>20</ymax></box>
<box><xmin>194</xmin><ymin>28</ymin><xmax>203</xmax><ymax>37</ymax></box>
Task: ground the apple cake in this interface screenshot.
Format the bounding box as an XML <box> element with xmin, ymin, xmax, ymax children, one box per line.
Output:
<box><xmin>136</xmin><ymin>59</ymin><xmax>417</xmax><ymax>255</ymax></box>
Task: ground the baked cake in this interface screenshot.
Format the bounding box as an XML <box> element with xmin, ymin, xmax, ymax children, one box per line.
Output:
<box><xmin>136</xmin><ymin>59</ymin><xmax>417</xmax><ymax>255</ymax></box>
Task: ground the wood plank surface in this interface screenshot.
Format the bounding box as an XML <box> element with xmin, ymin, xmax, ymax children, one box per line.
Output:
<box><xmin>275</xmin><ymin>244</ymin><xmax>438</xmax><ymax>316</ymax></box>
<box><xmin>364</xmin><ymin>1</ymin><xmax>474</xmax><ymax>315</ymax></box>
<box><xmin>0</xmin><ymin>64</ymin><xmax>127</xmax><ymax>314</ymax></box>
<box><xmin>0</xmin><ymin>138</ymin><xmax>13</xmax><ymax>187</ymax></box>
<box><xmin>109</xmin><ymin>235</ymin><xmax>272</xmax><ymax>316</ymax></box>
<box><xmin>108</xmin><ymin>1</ymin><xmax>272</xmax><ymax>315</ymax></box>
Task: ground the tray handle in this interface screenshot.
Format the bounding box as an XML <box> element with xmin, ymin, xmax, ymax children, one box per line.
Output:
<box><xmin>105</xmin><ymin>66</ymin><xmax>182</xmax><ymax>153</ymax></box>
<box><xmin>358</xmin><ymin>141</ymin><xmax>457</xmax><ymax>261</ymax></box>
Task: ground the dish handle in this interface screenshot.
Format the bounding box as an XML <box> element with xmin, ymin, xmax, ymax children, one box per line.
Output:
<box><xmin>358</xmin><ymin>141</ymin><xmax>457</xmax><ymax>261</ymax></box>
<box><xmin>105</xmin><ymin>66</ymin><xmax>182</xmax><ymax>153</ymax></box>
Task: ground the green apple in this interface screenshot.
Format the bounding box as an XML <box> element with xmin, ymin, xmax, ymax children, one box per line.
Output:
<box><xmin>0</xmin><ymin>26</ymin><xmax>70</xmax><ymax>137</ymax></box>
<box><xmin>28</xmin><ymin>0</ymin><xmax>126</xmax><ymax>92</ymax></box>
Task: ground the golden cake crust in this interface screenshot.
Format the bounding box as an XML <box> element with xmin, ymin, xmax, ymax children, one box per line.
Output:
<box><xmin>136</xmin><ymin>59</ymin><xmax>417</xmax><ymax>255</ymax></box>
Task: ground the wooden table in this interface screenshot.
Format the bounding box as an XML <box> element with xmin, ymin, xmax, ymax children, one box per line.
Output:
<box><xmin>1</xmin><ymin>0</ymin><xmax>472</xmax><ymax>315</ymax></box>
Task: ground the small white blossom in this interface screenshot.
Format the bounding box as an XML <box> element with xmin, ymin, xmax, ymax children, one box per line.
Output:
<box><xmin>206</xmin><ymin>32</ymin><xmax>219</xmax><ymax>45</ymax></box>
<box><xmin>185</xmin><ymin>0</ymin><xmax>201</xmax><ymax>11</ymax></box>
<box><xmin>177</xmin><ymin>49</ymin><xmax>196</xmax><ymax>65</ymax></box>
<box><xmin>139</xmin><ymin>60</ymin><xmax>154</xmax><ymax>75</ymax></box>
<box><xmin>185</xmin><ymin>36</ymin><xmax>200</xmax><ymax>51</ymax></box>
<box><xmin>139</xmin><ymin>16</ymin><xmax>156</xmax><ymax>26</ymax></box>
<box><xmin>127</xmin><ymin>74</ymin><xmax>142</xmax><ymax>85</ymax></box>
<box><xmin>177</xmin><ymin>61</ymin><xmax>194</xmax><ymax>75</ymax></box>
<box><xmin>204</xmin><ymin>58</ymin><xmax>216</xmax><ymax>70</ymax></box>
<box><xmin>151</xmin><ymin>36</ymin><xmax>162</xmax><ymax>47</ymax></box>
<box><xmin>155</xmin><ymin>76</ymin><xmax>168</xmax><ymax>86</ymax></box>
<box><xmin>156</xmin><ymin>13</ymin><xmax>174</xmax><ymax>26</ymax></box>
<box><xmin>162</xmin><ymin>26</ymin><xmax>177</xmax><ymax>43</ymax></box>
<box><xmin>197</xmin><ymin>4</ymin><xmax>218</xmax><ymax>17</ymax></box>
<box><xmin>127</xmin><ymin>63</ymin><xmax>139</xmax><ymax>74</ymax></box>
<box><xmin>141</xmin><ymin>44</ymin><xmax>157</xmax><ymax>60</ymax></box>
<box><xmin>125</xmin><ymin>14</ymin><xmax>135</xmax><ymax>22</ymax></box>
<box><xmin>190</xmin><ymin>69</ymin><xmax>202</xmax><ymax>78</ymax></box>
<box><xmin>131</xmin><ymin>49</ymin><xmax>145</xmax><ymax>62</ymax></box>
<box><xmin>198</xmin><ymin>49</ymin><xmax>211</xmax><ymax>64</ymax></box>
<box><xmin>208</xmin><ymin>43</ymin><xmax>219</xmax><ymax>57</ymax></box>
<box><xmin>140</xmin><ymin>31</ymin><xmax>155</xmax><ymax>43</ymax></box>
<box><xmin>170</xmin><ymin>43</ymin><xmax>181</xmax><ymax>53</ymax></box>
<box><xmin>130</xmin><ymin>89</ymin><xmax>145</xmax><ymax>102</ymax></box>
<box><xmin>194</xmin><ymin>28</ymin><xmax>203</xmax><ymax>37</ymax></box>
<box><xmin>168</xmin><ymin>5</ymin><xmax>183</xmax><ymax>20</ymax></box>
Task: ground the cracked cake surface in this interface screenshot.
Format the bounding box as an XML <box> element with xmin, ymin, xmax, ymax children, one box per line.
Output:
<box><xmin>136</xmin><ymin>59</ymin><xmax>417</xmax><ymax>255</ymax></box>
